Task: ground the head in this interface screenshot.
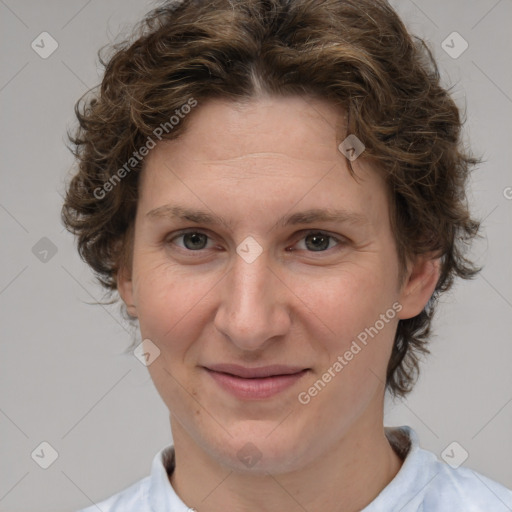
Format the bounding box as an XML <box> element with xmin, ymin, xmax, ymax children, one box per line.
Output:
<box><xmin>62</xmin><ymin>0</ymin><xmax>480</xmax><ymax>473</ymax></box>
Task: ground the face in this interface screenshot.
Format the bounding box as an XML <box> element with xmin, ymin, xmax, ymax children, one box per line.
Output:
<box><xmin>119</xmin><ymin>94</ymin><xmax>436</xmax><ymax>475</ymax></box>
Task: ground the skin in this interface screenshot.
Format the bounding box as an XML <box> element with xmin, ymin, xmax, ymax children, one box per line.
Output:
<box><xmin>118</xmin><ymin>94</ymin><xmax>439</xmax><ymax>511</ymax></box>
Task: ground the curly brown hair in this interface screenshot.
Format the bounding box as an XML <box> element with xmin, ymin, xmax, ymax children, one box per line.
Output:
<box><xmin>61</xmin><ymin>0</ymin><xmax>481</xmax><ymax>398</ymax></box>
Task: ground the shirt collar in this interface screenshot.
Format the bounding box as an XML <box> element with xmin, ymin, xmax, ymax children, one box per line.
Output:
<box><xmin>364</xmin><ymin>425</ymin><xmax>440</xmax><ymax>511</ymax></box>
<box><xmin>149</xmin><ymin>443</ymin><xmax>194</xmax><ymax>511</ymax></box>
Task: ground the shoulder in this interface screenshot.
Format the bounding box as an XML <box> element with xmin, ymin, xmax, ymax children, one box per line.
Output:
<box><xmin>76</xmin><ymin>475</ymin><xmax>151</xmax><ymax>512</ymax></box>
<box><xmin>375</xmin><ymin>426</ymin><xmax>512</xmax><ymax>512</ymax></box>
<box><xmin>75</xmin><ymin>445</ymin><xmax>177</xmax><ymax>512</ymax></box>
<box><xmin>421</xmin><ymin>457</ymin><xmax>512</xmax><ymax>511</ymax></box>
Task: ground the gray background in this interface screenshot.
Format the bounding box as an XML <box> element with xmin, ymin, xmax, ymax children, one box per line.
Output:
<box><xmin>1</xmin><ymin>1</ymin><xmax>511</xmax><ymax>511</ymax></box>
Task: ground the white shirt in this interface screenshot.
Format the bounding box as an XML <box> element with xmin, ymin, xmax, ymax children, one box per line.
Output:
<box><xmin>77</xmin><ymin>426</ymin><xmax>512</xmax><ymax>511</ymax></box>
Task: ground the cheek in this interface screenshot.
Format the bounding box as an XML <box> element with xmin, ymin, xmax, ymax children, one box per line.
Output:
<box><xmin>132</xmin><ymin>256</ymin><xmax>208</xmax><ymax>347</ymax></box>
<box><xmin>294</xmin><ymin>261</ymin><xmax>398</xmax><ymax>395</ymax></box>
<box><xmin>294</xmin><ymin>260</ymin><xmax>397</xmax><ymax>340</ymax></box>
<box><xmin>132</xmin><ymin>264</ymin><xmax>211</xmax><ymax>408</ymax></box>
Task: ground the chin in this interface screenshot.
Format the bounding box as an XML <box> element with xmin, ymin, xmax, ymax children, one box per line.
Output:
<box><xmin>210</xmin><ymin>430</ymin><xmax>309</xmax><ymax>475</ymax></box>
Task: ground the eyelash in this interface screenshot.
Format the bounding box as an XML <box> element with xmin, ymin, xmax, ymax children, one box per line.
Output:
<box><xmin>166</xmin><ymin>229</ymin><xmax>346</xmax><ymax>256</ymax></box>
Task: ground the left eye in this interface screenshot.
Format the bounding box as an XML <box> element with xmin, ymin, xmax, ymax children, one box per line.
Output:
<box><xmin>169</xmin><ymin>230</ymin><xmax>341</xmax><ymax>253</ymax></box>
<box><xmin>292</xmin><ymin>231</ymin><xmax>341</xmax><ymax>252</ymax></box>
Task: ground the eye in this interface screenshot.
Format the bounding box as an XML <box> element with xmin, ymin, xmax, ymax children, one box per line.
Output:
<box><xmin>168</xmin><ymin>230</ymin><xmax>215</xmax><ymax>251</ymax></box>
<box><xmin>291</xmin><ymin>231</ymin><xmax>343</xmax><ymax>253</ymax></box>
<box><xmin>166</xmin><ymin>229</ymin><xmax>345</xmax><ymax>254</ymax></box>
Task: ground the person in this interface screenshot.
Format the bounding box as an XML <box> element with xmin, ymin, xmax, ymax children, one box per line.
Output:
<box><xmin>61</xmin><ymin>0</ymin><xmax>512</xmax><ymax>510</ymax></box>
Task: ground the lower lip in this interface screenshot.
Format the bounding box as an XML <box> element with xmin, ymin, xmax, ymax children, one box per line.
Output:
<box><xmin>205</xmin><ymin>368</ymin><xmax>309</xmax><ymax>400</ymax></box>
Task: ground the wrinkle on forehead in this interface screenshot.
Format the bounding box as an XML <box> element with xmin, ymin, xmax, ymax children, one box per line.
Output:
<box><xmin>199</xmin><ymin>152</ymin><xmax>337</xmax><ymax>165</ymax></box>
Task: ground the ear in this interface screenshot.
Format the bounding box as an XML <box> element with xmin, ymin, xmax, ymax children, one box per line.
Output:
<box><xmin>117</xmin><ymin>265</ymin><xmax>138</xmax><ymax>318</ymax></box>
<box><xmin>397</xmin><ymin>254</ymin><xmax>441</xmax><ymax>320</ymax></box>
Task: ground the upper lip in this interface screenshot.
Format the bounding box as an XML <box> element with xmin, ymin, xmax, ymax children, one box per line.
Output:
<box><xmin>204</xmin><ymin>363</ymin><xmax>308</xmax><ymax>379</ymax></box>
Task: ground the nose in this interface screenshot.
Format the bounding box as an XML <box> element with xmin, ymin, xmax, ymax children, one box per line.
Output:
<box><xmin>213</xmin><ymin>250</ymin><xmax>292</xmax><ymax>351</ymax></box>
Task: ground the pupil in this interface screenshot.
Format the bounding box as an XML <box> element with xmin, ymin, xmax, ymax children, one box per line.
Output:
<box><xmin>184</xmin><ymin>232</ymin><xmax>207</xmax><ymax>250</ymax></box>
<box><xmin>307</xmin><ymin>233</ymin><xmax>329</xmax><ymax>251</ymax></box>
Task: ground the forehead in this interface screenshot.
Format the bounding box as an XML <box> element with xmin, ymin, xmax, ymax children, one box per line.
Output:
<box><xmin>138</xmin><ymin>95</ymin><xmax>389</xmax><ymax>229</ymax></box>
<box><xmin>146</xmin><ymin>94</ymin><xmax>347</xmax><ymax>171</ymax></box>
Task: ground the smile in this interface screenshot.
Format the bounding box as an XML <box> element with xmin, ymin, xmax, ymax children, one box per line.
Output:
<box><xmin>204</xmin><ymin>367</ymin><xmax>310</xmax><ymax>400</ymax></box>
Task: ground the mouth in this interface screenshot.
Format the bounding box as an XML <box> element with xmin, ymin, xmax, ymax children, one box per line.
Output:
<box><xmin>203</xmin><ymin>364</ymin><xmax>310</xmax><ymax>400</ymax></box>
<box><xmin>204</xmin><ymin>363</ymin><xmax>309</xmax><ymax>379</ymax></box>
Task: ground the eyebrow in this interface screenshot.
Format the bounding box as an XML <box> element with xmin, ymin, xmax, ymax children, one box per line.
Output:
<box><xmin>146</xmin><ymin>204</ymin><xmax>369</xmax><ymax>230</ymax></box>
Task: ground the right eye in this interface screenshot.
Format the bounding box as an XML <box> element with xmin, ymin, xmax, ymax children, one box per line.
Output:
<box><xmin>167</xmin><ymin>230</ymin><xmax>216</xmax><ymax>252</ymax></box>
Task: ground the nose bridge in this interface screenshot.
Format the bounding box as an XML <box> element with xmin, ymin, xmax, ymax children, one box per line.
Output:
<box><xmin>214</xmin><ymin>251</ymin><xmax>290</xmax><ymax>349</ymax></box>
<box><xmin>232</xmin><ymin>254</ymin><xmax>271</xmax><ymax>309</ymax></box>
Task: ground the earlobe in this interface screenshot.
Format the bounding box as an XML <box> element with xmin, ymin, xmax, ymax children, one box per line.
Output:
<box><xmin>397</xmin><ymin>255</ymin><xmax>441</xmax><ymax>320</ymax></box>
<box><xmin>117</xmin><ymin>267</ymin><xmax>138</xmax><ymax>318</ymax></box>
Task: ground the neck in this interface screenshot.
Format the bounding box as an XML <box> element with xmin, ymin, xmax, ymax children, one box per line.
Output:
<box><xmin>168</xmin><ymin>417</ymin><xmax>403</xmax><ymax>512</ymax></box>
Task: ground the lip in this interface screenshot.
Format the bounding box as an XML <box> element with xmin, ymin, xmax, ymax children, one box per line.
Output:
<box><xmin>205</xmin><ymin>363</ymin><xmax>308</xmax><ymax>378</ymax></box>
<box><xmin>203</xmin><ymin>364</ymin><xmax>309</xmax><ymax>400</ymax></box>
